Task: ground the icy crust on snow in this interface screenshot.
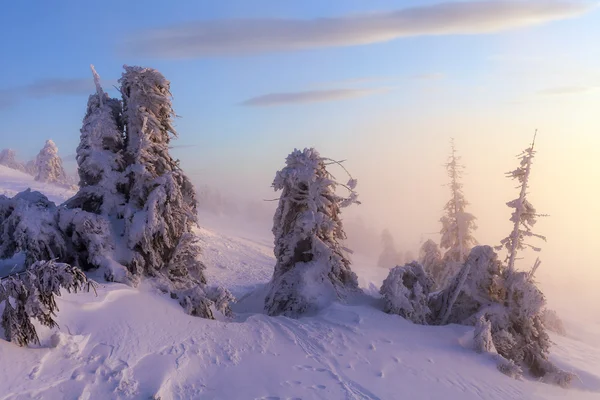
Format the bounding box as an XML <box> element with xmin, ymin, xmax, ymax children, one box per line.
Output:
<box><xmin>0</xmin><ymin>222</ymin><xmax>599</xmax><ymax>399</ymax></box>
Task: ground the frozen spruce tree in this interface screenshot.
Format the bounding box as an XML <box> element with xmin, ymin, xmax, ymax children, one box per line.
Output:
<box><xmin>497</xmin><ymin>131</ymin><xmax>546</xmax><ymax>273</ymax></box>
<box><xmin>66</xmin><ymin>65</ymin><xmax>125</xmax><ymax>215</ymax></box>
<box><xmin>34</xmin><ymin>139</ymin><xmax>69</xmax><ymax>185</ymax></box>
<box><xmin>0</xmin><ymin>149</ymin><xmax>26</xmax><ymax>172</ymax></box>
<box><xmin>438</xmin><ymin>139</ymin><xmax>477</xmax><ymax>286</ymax></box>
<box><xmin>377</xmin><ymin>229</ymin><xmax>403</xmax><ymax>268</ymax></box>
<box><xmin>418</xmin><ymin>239</ymin><xmax>444</xmax><ymax>288</ymax></box>
<box><xmin>119</xmin><ymin>65</ymin><xmax>201</xmax><ymax>279</ymax></box>
<box><xmin>264</xmin><ymin>148</ymin><xmax>361</xmax><ymax>317</ymax></box>
<box><xmin>118</xmin><ymin>66</ymin><xmax>231</xmax><ymax>318</ymax></box>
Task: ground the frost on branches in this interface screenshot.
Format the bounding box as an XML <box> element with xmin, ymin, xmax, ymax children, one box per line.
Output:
<box><xmin>33</xmin><ymin>140</ymin><xmax>69</xmax><ymax>186</ymax></box>
<box><xmin>264</xmin><ymin>148</ymin><xmax>361</xmax><ymax>317</ymax></box>
<box><xmin>0</xmin><ymin>149</ymin><xmax>26</xmax><ymax>172</ymax></box>
<box><xmin>439</xmin><ymin>139</ymin><xmax>477</xmax><ymax>287</ymax></box>
<box><xmin>380</xmin><ymin>262</ymin><xmax>434</xmax><ymax>324</ymax></box>
<box><xmin>418</xmin><ymin>239</ymin><xmax>444</xmax><ymax>289</ymax></box>
<box><xmin>377</xmin><ymin>229</ymin><xmax>404</xmax><ymax>268</ymax></box>
<box><xmin>497</xmin><ymin>132</ymin><xmax>546</xmax><ymax>273</ymax></box>
<box><xmin>119</xmin><ymin>66</ymin><xmax>202</xmax><ymax>280</ymax></box>
<box><xmin>0</xmin><ymin>260</ymin><xmax>96</xmax><ymax>346</ymax></box>
<box><xmin>65</xmin><ymin>65</ymin><xmax>125</xmax><ymax>216</ymax></box>
<box><xmin>428</xmin><ymin>246</ymin><xmax>574</xmax><ymax>386</ymax></box>
<box><xmin>118</xmin><ymin>66</ymin><xmax>230</xmax><ymax>318</ymax></box>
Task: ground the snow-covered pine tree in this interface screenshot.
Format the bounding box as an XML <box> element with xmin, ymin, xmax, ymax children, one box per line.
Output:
<box><xmin>497</xmin><ymin>131</ymin><xmax>546</xmax><ymax>273</ymax></box>
<box><xmin>377</xmin><ymin>229</ymin><xmax>403</xmax><ymax>268</ymax></box>
<box><xmin>0</xmin><ymin>149</ymin><xmax>26</xmax><ymax>172</ymax></box>
<box><xmin>34</xmin><ymin>140</ymin><xmax>69</xmax><ymax>185</ymax></box>
<box><xmin>119</xmin><ymin>65</ymin><xmax>202</xmax><ymax>281</ymax></box>
<box><xmin>118</xmin><ymin>66</ymin><xmax>231</xmax><ymax>318</ymax></box>
<box><xmin>264</xmin><ymin>148</ymin><xmax>361</xmax><ymax>317</ymax></box>
<box><xmin>418</xmin><ymin>239</ymin><xmax>444</xmax><ymax>288</ymax></box>
<box><xmin>65</xmin><ymin>65</ymin><xmax>125</xmax><ymax>215</ymax></box>
<box><xmin>438</xmin><ymin>139</ymin><xmax>477</xmax><ymax>286</ymax></box>
<box><xmin>0</xmin><ymin>260</ymin><xmax>96</xmax><ymax>346</ymax></box>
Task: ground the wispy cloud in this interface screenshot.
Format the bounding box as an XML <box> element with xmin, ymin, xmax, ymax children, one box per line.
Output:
<box><xmin>241</xmin><ymin>88</ymin><xmax>384</xmax><ymax>107</ymax></box>
<box><xmin>0</xmin><ymin>77</ymin><xmax>118</xmax><ymax>110</ymax></box>
<box><xmin>124</xmin><ymin>1</ymin><xmax>595</xmax><ymax>58</ymax></box>
<box><xmin>537</xmin><ymin>85</ymin><xmax>594</xmax><ymax>95</ymax></box>
<box><xmin>23</xmin><ymin>78</ymin><xmax>96</xmax><ymax>98</ymax></box>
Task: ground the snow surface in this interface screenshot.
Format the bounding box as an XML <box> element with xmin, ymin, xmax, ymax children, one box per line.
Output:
<box><xmin>0</xmin><ymin>165</ymin><xmax>75</xmax><ymax>205</ymax></box>
<box><xmin>0</xmin><ymin>176</ymin><xmax>599</xmax><ymax>399</ymax></box>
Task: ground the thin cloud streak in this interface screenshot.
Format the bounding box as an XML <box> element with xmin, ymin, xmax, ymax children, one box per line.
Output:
<box><xmin>124</xmin><ymin>1</ymin><xmax>595</xmax><ymax>58</ymax></box>
<box><xmin>241</xmin><ymin>88</ymin><xmax>384</xmax><ymax>107</ymax></box>
<box><xmin>0</xmin><ymin>77</ymin><xmax>119</xmax><ymax>110</ymax></box>
<box><xmin>537</xmin><ymin>86</ymin><xmax>594</xmax><ymax>95</ymax></box>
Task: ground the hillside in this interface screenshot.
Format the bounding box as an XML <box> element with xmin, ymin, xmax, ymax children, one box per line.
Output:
<box><xmin>0</xmin><ymin>167</ymin><xmax>599</xmax><ymax>400</ymax></box>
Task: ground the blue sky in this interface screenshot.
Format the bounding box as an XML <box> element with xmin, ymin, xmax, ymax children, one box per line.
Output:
<box><xmin>2</xmin><ymin>1</ymin><xmax>598</xmax><ymax>161</ymax></box>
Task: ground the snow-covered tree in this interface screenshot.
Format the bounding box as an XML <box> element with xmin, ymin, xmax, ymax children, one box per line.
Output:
<box><xmin>65</xmin><ymin>65</ymin><xmax>125</xmax><ymax>215</ymax></box>
<box><xmin>119</xmin><ymin>65</ymin><xmax>202</xmax><ymax>281</ymax></box>
<box><xmin>377</xmin><ymin>229</ymin><xmax>403</xmax><ymax>268</ymax></box>
<box><xmin>439</xmin><ymin>139</ymin><xmax>477</xmax><ymax>285</ymax></box>
<box><xmin>418</xmin><ymin>239</ymin><xmax>444</xmax><ymax>288</ymax></box>
<box><xmin>0</xmin><ymin>260</ymin><xmax>95</xmax><ymax>346</ymax></box>
<box><xmin>0</xmin><ymin>190</ymin><xmax>67</xmax><ymax>266</ymax></box>
<box><xmin>497</xmin><ymin>132</ymin><xmax>546</xmax><ymax>273</ymax></box>
<box><xmin>24</xmin><ymin>159</ymin><xmax>37</xmax><ymax>176</ymax></box>
<box><xmin>264</xmin><ymin>148</ymin><xmax>361</xmax><ymax>317</ymax></box>
<box><xmin>117</xmin><ymin>65</ymin><xmax>230</xmax><ymax>318</ymax></box>
<box><xmin>429</xmin><ymin>245</ymin><xmax>574</xmax><ymax>385</ymax></box>
<box><xmin>380</xmin><ymin>261</ymin><xmax>434</xmax><ymax>324</ymax></box>
<box><xmin>0</xmin><ymin>149</ymin><xmax>26</xmax><ymax>172</ymax></box>
<box><xmin>34</xmin><ymin>140</ymin><xmax>69</xmax><ymax>185</ymax></box>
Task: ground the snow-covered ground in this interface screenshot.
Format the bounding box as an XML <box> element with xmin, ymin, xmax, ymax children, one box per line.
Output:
<box><xmin>0</xmin><ymin>169</ymin><xmax>599</xmax><ymax>399</ymax></box>
<box><xmin>0</xmin><ymin>165</ymin><xmax>75</xmax><ymax>205</ymax></box>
